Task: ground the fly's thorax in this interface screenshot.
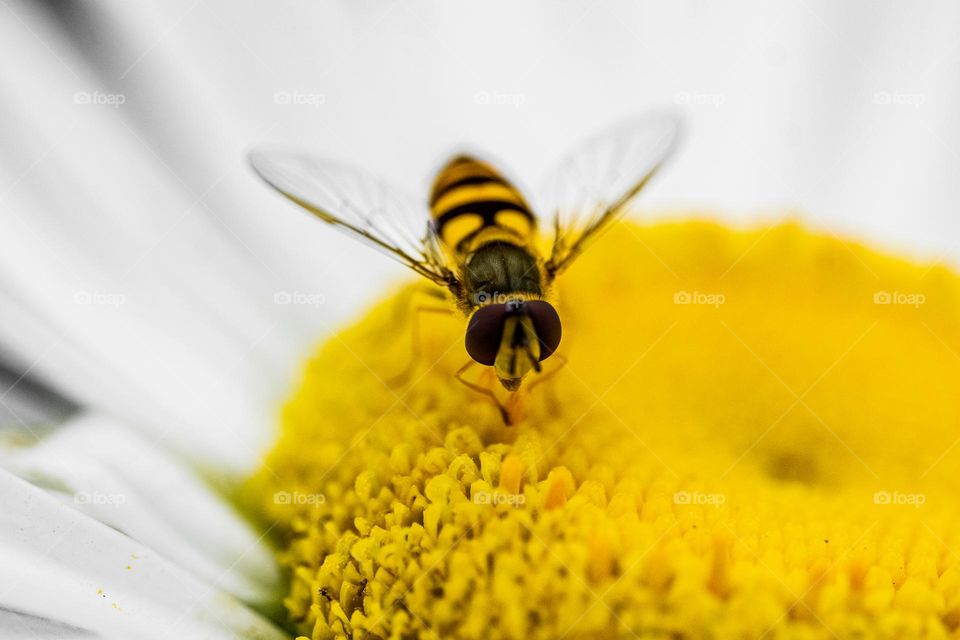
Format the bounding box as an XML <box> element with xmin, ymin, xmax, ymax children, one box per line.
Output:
<box><xmin>461</xmin><ymin>241</ymin><xmax>544</xmax><ymax>308</ymax></box>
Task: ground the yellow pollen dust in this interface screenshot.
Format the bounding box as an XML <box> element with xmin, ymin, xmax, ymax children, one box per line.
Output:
<box><xmin>247</xmin><ymin>220</ymin><xmax>960</xmax><ymax>640</ymax></box>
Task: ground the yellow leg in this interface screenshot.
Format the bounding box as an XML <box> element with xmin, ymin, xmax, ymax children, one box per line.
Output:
<box><xmin>454</xmin><ymin>359</ymin><xmax>512</xmax><ymax>426</ymax></box>
<box><xmin>388</xmin><ymin>304</ymin><xmax>454</xmax><ymax>386</ymax></box>
<box><xmin>503</xmin><ymin>354</ymin><xmax>568</xmax><ymax>423</ymax></box>
<box><xmin>525</xmin><ymin>353</ymin><xmax>567</xmax><ymax>392</ymax></box>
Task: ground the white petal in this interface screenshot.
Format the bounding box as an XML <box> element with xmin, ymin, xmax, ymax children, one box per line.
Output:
<box><xmin>0</xmin><ymin>467</ymin><xmax>286</xmax><ymax>640</ymax></box>
<box><xmin>0</xmin><ymin>413</ymin><xmax>281</xmax><ymax>608</ymax></box>
<box><xmin>0</xmin><ymin>356</ymin><xmax>77</xmax><ymax>431</ymax></box>
<box><xmin>0</xmin><ymin>609</ymin><xmax>96</xmax><ymax>639</ymax></box>
<box><xmin>0</xmin><ymin>3</ymin><xmax>308</xmax><ymax>474</ymax></box>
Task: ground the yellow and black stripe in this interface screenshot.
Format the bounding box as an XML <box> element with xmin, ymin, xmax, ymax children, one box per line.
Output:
<box><xmin>430</xmin><ymin>156</ymin><xmax>536</xmax><ymax>253</ymax></box>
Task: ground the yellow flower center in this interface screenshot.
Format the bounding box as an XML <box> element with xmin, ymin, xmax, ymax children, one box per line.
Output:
<box><xmin>248</xmin><ymin>220</ymin><xmax>960</xmax><ymax>639</ymax></box>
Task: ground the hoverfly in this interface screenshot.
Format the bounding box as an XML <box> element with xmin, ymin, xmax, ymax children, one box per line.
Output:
<box><xmin>250</xmin><ymin>113</ymin><xmax>681</xmax><ymax>416</ymax></box>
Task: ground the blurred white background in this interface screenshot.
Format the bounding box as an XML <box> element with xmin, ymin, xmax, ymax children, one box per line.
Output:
<box><xmin>1</xmin><ymin>1</ymin><xmax>958</xmax><ymax>465</ymax></box>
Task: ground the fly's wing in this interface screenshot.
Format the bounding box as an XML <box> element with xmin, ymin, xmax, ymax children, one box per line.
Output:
<box><xmin>538</xmin><ymin>112</ymin><xmax>683</xmax><ymax>282</ymax></box>
<box><xmin>249</xmin><ymin>149</ymin><xmax>458</xmax><ymax>290</ymax></box>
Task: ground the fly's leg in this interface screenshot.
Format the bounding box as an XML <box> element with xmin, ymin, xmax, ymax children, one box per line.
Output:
<box><xmin>409</xmin><ymin>305</ymin><xmax>454</xmax><ymax>364</ymax></box>
<box><xmin>510</xmin><ymin>353</ymin><xmax>567</xmax><ymax>420</ymax></box>
<box><xmin>388</xmin><ymin>302</ymin><xmax>454</xmax><ymax>387</ymax></box>
<box><xmin>454</xmin><ymin>360</ymin><xmax>513</xmax><ymax>426</ymax></box>
<box><xmin>525</xmin><ymin>353</ymin><xmax>568</xmax><ymax>392</ymax></box>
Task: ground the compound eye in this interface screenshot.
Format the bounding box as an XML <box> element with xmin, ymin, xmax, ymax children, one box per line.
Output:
<box><xmin>524</xmin><ymin>301</ymin><xmax>562</xmax><ymax>361</ymax></box>
<box><xmin>465</xmin><ymin>303</ymin><xmax>507</xmax><ymax>365</ymax></box>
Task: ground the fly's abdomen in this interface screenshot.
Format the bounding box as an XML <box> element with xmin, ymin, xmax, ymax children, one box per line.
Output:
<box><xmin>430</xmin><ymin>156</ymin><xmax>536</xmax><ymax>253</ymax></box>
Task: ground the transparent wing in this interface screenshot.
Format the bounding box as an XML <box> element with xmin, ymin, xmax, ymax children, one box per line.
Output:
<box><xmin>249</xmin><ymin>149</ymin><xmax>458</xmax><ymax>289</ymax></box>
<box><xmin>539</xmin><ymin>112</ymin><xmax>683</xmax><ymax>281</ymax></box>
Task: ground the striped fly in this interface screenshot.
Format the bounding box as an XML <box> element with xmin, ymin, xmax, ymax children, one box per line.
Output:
<box><xmin>250</xmin><ymin>113</ymin><xmax>681</xmax><ymax>419</ymax></box>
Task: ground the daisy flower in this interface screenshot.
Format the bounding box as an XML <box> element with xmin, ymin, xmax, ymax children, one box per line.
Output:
<box><xmin>2</xmin><ymin>3</ymin><xmax>958</xmax><ymax>639</ymax></box>
<box><xmin>249</xmin><ymin>221</ymin><xmax>960</xmax><ymax>639</ymax></box>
